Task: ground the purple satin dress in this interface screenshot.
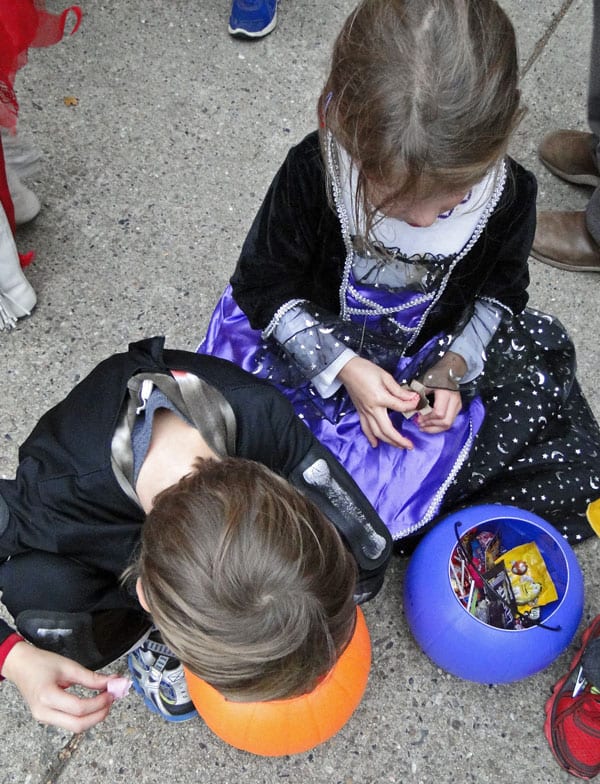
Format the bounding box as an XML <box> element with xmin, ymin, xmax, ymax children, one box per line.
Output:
<box><xmin>199</xmin><ymin>273</ymin><xmax>485</xmax><ymax>540</ymax></box>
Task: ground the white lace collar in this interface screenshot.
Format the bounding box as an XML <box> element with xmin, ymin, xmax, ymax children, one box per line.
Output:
<box><xmin>336</xmin><ymin>145</ymin><xmax>502</xmax><ymax>258</ymax></box>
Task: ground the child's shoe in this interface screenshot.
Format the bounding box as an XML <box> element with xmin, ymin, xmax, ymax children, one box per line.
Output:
<box><xmin>544</xmin><ymin>615</ymin><xmax>600</xmax><ymax>779</ymax></box>
<box><xmin>0</xmin><ymin>201</ymin><xmax>35</xmax><ymax>329</ymax></box>
<box><xmin>128</xmin><ymin>630</ymin><xmax>197</xmax><ymax>722</ymax></box>
<box><xmin>1</xmin><ymin>133</ymin><xmax>42</xmax><ymax>225</ymax></box>
<box><xmin>6</xmin><ymin>168</ymin><xmax>41</xmax><ymax>225</ymax></box>
<box><xmin>228</xmin><ymin>0</ymin><xmax>278</xmax><ymax>38</ymax></box>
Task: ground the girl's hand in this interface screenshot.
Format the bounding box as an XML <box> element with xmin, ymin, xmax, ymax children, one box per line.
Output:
<box><xmin>417</xmin><ymin>387</ymin><xmax>462</xmax><ymax>433</ymax></box>
<box><xmin>338</xmin><ymin>357</ymin><xmax>420</xmax><ymax>448</ymax></box>
<box><xmin>2</xmin><ymin>641</ymin><xmax>117</xmax><ymax>731</ymax></box>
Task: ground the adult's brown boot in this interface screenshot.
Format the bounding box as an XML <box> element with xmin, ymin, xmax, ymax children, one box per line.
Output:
<box><xmin>531</xmin><ymin>211</ymin><xmax>600</xmax><ymax>271</ymax></box>
<box><xmin>539</xmin><ymin>130</ymin><xmax>600</xmax><ymax>187</ymax></box>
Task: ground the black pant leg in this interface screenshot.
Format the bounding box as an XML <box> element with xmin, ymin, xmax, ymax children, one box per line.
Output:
<box><xmin>0</xmin><ymin>551</ymin><xmax>151</xmax><ymax>669</ymax></box>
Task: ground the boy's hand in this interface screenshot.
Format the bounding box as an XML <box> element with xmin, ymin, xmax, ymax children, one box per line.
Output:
<box><xmin>417</xmin><ymin>387</ymin><xmax>462</xmax><ymax>433</ymax></box>
<box><xmin>338</xmin><ymin>356</ymin><xmax>420</xmax><ymax>448</ymax></box>
<box><xmin>3</xmin><ymin>641</ymin><xmax>117</xmax><ymax>731</ymax></box>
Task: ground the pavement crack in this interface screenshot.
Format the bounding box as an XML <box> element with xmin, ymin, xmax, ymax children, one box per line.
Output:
<box><xmin>522</xmin><ymin>0</ymin><xmax>577</xmax><ymax>76</ymax></box>
<box><xmin>43</xmin><ymin>732</ymin><xmax>84</xmax><ymax>784</ymax></box>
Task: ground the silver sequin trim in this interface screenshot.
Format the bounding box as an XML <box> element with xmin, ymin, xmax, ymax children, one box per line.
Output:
<box><xmin>262</xmin><ymin>298</ymin><xmax>309</xmax><ymax>339</ymax></box>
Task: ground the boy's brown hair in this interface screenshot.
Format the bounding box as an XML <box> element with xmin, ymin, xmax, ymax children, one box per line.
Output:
<box><xmin>135</xmin><ymin>457</ymin><xmax>358</xmax><ymax>701</ymax></box>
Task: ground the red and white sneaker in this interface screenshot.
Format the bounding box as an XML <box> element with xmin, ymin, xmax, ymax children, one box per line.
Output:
<box><xmin>544</xmin><ymin>615</ymin><xmax>600</xmax><ymax>780</ymax></box>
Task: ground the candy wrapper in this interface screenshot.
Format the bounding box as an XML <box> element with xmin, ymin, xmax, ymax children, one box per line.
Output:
<box><xmin>458</xmin><ymin>529</ymin><xmax>501</xmax><ymax>572</ymax></box>
<box><xmin>481</xmin><ymin>562</ymin><xmax>518</xmax><ymax>630</ymax></box>
<box><xmin>449</xmin><ymin>548</ymin><xmax>473</xmax><ymax>599</ymax></box>
<box><xmin>495</xmin><ymin>542</ymin><xmax>558</xmax><ymax>613</ymax></box>
<box><xmin>471</xmin><ymin>530</ymin><xmax>501</xmax><ymax>572</ymax></box>
<box><xmin>400</xmin><ymin>380</ymin><xmax>434</xmax><ymax>419</ymax></box>
<box><xmin>450</xmin><ymin>528</ymin><xmax>500</xmax><ymax>601</ymax></box>
<box><xmin>107</xmin><ymin>677</ymin><xmax>132</xmax><ymax>700</ymax></box>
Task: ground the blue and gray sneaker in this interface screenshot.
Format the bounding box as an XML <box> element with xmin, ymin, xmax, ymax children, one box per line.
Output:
<box><xmin>128</xmin><ymin>631</ymin><xmax>197</xmax><ymax>722</ymax></box>
<box><xmin>228</xmin><ymin>0</ymin><xmax>278</xmax><ymax>38</ymax></box>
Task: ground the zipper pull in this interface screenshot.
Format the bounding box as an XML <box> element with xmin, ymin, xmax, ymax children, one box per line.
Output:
<box><xmin>136</xmin><ymin>378</ymin><xmax>154</xmax><ymax>415</ymax></box>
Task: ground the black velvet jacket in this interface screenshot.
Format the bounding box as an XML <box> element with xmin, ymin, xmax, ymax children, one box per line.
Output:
<box><xmin>231</xmin><ymin>132</ymin><xmax>537</xmax><ymax>354</ymax></box>
<box><xmin>0</xmin><ymin>338</ymin><xmax>391</xmax><ymax>645</ymax></box>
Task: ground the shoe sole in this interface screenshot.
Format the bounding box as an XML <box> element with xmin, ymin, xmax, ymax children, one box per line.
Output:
<box><xmin>544</xmin><ymin>615</ymin><xmax>600</xmax><ymax>777</ymax></box>
<box><xmin>128</xmin><ymin>657</ymin><xmax>198</xmax><ymax>723</ymax></box>
<box><xmin>530</xmin><ymin>248</ymin><xmax>600</xmax><ymax>273</ymax></box>
<box><xmin>228</xmin><ymin>13</ymin><xmax>277</xmax><ymax>38</ymax></box>
<box><xmin>541</xmin><ymin>159</ymin><xmax>600</xmax><ymax>188</ymax></box>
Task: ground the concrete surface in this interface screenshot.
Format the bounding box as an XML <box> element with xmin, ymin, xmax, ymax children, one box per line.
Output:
<box><xmin>1</xmin><ymin>1</ymin><xmax>599</xmax><ymax>782</ymax></box>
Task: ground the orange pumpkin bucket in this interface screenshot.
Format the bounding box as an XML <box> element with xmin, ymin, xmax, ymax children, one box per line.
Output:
<box><xmin>184</xmin><ymin>606</ymin><xmax>371</xmax><ymax>756</ymax></box>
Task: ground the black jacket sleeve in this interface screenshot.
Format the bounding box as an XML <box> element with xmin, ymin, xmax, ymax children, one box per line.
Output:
<box><xmin>231</xmin><ymin>132</ymin><xmax>346</xmax><ymax>329</ymax></box>
<box><xmin>476</xmin><ymin>162</ymin><xmax>536</xmax><ymax>312</ymax></box>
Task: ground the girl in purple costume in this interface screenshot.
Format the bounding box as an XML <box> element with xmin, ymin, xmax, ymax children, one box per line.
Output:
<box><xmin>200</xmin><ymin>0</ymin><xmax>600</xmax><ymax>546</ymax></box>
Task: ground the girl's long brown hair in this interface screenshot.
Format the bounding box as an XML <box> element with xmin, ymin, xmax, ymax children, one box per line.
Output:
<box><xmin>319</xmin><ymin>0</ymin><xmax>523</xmax><ymax>237</ymax></box>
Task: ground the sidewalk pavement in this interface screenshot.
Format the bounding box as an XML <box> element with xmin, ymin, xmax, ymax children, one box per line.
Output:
<box><xmin>1</xmin><ymin>1</ymin><xmax>598</xmax><ymax>782</ymax></box>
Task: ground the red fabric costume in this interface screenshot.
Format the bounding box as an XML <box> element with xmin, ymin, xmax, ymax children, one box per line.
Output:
<box><xmin>0</xmin><ymin>1</ymin><xmax>81</xmax><ymax>253</ymax></box>
<box><xmin>0</xmin><ymin>1</ymin><xmax>82</xmax><ymax>133</ymax></box>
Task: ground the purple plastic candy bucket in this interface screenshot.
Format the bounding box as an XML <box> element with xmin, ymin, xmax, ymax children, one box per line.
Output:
<box><xmin>403</xmin><ymin>505</ymin><xmax>584</xmax><ymax>683</ymax></box>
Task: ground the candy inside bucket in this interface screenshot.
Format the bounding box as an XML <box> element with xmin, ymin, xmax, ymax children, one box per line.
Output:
<box><xmin>449</xmin><ymin>517</ymin><xmax>567</xmax><ymax>630</ymax></box>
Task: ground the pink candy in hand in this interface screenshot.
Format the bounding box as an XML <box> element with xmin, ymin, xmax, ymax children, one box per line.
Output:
<box><xmin>107</xmin><ymin>677</ymin><xmax>132</xmax><ymax>700</ymax></box>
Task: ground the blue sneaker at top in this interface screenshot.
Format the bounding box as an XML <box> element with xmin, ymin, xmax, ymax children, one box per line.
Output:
<box><xmin>228</xmin><ymin>0</ymin><xmax>278</xmax><ymax>38</ymax></box>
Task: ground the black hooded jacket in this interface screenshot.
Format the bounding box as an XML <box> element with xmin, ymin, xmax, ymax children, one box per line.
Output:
<box><xmin>0</xmin><ymin>337</ymin><xmax>391</xmax><ymax>646</ymax></box>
